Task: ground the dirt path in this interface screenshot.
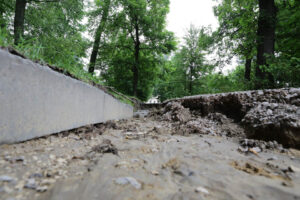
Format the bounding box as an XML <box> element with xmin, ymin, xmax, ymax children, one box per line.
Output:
<box><xmin>1</xmin><ymin>110</ymin><xmax>300</xmax><ymax>200</ymax></box>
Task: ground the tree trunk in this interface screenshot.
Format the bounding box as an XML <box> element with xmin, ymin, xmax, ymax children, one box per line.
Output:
<box><xmin>0</xmin><ymin>14</ymin><xmax>4</xmax><ymax>29</ymax></box>
<box><xmin>0</xmin><ymin>7</ymin><xmax>5</xmax><ymax>29</ymax></box>
<box><xmin>88</xmin><ymin>0</ymin><xmax>111</xmax><ymax>74</ymax></box>
<box><xmin>245</xmin><ymin>58</ymin><xmax>251</xmax><ymax>81</ymax></box>
<box><xmin>133</xmin><ymin>22</ymin><xmax>140</xmax><ymax>97</ymax></box>
<box><xmin>255</xmin><ymin>0</ymin><xmax>276</xmax><ymax>88</ymax></box>
<box><xmin>189</xmin><ymin>66</ymin><xmax>193</xmax><ymax>95</ymax></box>
<box><xmin>14</xmin><ymin>0</ymin><xmax>27</xmax><ymax>45</ymax></box>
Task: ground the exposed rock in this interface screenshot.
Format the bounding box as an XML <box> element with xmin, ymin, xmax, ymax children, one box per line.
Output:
<box><xmin>164</xmin><ymin>88</ymin><xmax>300</xmax><ymax>149</ymax></box>
<box><xmin>242</xmin><ymin>103</ymin><xmax>300</xmax><ymax>148</ymax></box>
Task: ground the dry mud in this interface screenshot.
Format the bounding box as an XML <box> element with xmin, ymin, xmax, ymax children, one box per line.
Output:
<box><xmin>1</xmin><ymin>106</ymin><xmax>300</xmax><ymax>200</ymax></box>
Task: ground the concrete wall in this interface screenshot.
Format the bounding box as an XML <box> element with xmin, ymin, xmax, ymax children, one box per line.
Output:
<box><xmin>0</xmin><ymin>49</ymin><xmax>133</xmax><ymax>144</ymax></box>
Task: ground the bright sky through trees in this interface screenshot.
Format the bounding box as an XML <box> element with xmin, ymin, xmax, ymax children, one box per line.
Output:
<box><xmin>167</xmin><ymin>0</ymin><xmax>218</xmax><ymax>40</ymax></box>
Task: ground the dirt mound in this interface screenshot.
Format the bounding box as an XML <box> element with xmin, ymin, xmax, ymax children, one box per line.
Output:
<box><xmin>162</xmin><ymin>102</ymin><xmax>191</xmax><ymax>122</ymax></box>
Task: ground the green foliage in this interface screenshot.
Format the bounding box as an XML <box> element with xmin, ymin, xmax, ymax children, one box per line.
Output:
<box><xmin>0</xmin><ymin>0</ymin><xmax>14</xmax><ymax>28</ymax></box>
<box><xmin>92</xmin><ymin>0</ymin><xmax>176</xmax><ymax>101</ymax></box>
<box><xmin>213</xmin><ymin>0</ymin><xmax>257</xmax><ymax>69</ymax></box>
<box><xmin>2</xmin><ymin>0</ymin><xmax>299</xmax><ymax>104</ymax></box>
<box><xmin>24</xmin><ymin>0</ymin><xmax>88</xmax><ymax>66</ymax></box>
<box><xmin>155</xmin><ymin>26</ymin><xmax>215</xmax><ymax>101</ymax></box>
<box><xmin>199</xmin><ymin>67</ymin><xmax>253</xmax><ymax>94</ymax></box>
<box><xmin>0</xmin><ymin>27</ymin><xmax>11</xmax><ymax>46</ymax></box>
<box><xmin>267</xmin><ymin>55</ymin><xmax>300</xmax><ymax>87</ymax></box>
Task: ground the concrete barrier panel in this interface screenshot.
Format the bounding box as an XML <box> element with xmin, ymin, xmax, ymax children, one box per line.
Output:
<box><xmin>0</xmin><ymin>49</ymin><xmax>133</xmax><ymax>144</ymax></box>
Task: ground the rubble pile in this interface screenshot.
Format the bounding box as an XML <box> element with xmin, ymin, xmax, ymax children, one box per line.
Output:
<box><xmin>164</xmin><ymin>88</ymin><xmax>300</xmax><ymax>148</ymax></box>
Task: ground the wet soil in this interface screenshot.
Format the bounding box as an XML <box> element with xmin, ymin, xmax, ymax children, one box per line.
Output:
<box><xmin>0</xmin><ymin>111</ymin><xmax>300</xmax><ymax>200</ymax></box>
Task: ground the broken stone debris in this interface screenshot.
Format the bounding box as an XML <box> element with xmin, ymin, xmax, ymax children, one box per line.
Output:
<box><xmin>90</xmin><ymin>139</ymin><xmax>118</xmax><ymax>155</ymax></box>
<box><xmin>0</xmin><ymin>175</ymin><xmax>14</xmax><ymax>182</ymax></box>
<box><xmin>242</xmin><ymin>102</ymin><xmax>300</xmax><ymax>148</ymax></box>
<box><xmin>164</xmin><ymin>88</ymin><xmax>300</xmax><ymax>149</ymax></box>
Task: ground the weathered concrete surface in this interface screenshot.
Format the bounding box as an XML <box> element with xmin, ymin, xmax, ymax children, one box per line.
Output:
<box><xmin>0</xmin><ymin>49</ymin><xmax>133</xmax><ymax>144</ymax></box>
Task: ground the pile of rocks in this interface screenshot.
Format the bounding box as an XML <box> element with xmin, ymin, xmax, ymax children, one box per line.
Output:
<box><xmin>163</xmin><ymin>88</ymin><xmax>300</xmax><ymax>149</ymax></box>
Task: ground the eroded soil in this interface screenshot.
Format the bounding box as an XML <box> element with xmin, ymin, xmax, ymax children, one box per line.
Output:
<box><xmin>1</xmin><ymin>109</ymin><xmax>300</xmax><ymax>200</ymax></box>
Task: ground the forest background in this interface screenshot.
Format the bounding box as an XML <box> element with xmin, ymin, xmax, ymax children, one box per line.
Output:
<box><xmin>0</xmin><ymin>0</ymin><xmax>299</xmax><ymax>102</ymax></box>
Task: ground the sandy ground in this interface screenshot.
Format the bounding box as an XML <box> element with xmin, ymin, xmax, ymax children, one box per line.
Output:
<box><xmin>1</xmin><ymin>112</ymin><xmax>300</xmax><ymax>200</ymax></box>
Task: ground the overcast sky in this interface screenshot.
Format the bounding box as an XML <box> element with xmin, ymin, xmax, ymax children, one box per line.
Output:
<box><xmin>167</xmin><ymin>0</ymin><xmax>219</xmax><ymax>40</ymax></box>
<box><xmin>166</xmin><ymin>0</ymin><xmax>237</xmax><ymax>71</ymax></box>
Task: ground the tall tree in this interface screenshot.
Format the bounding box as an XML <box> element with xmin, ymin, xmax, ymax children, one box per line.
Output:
<box><xmin>181</xmin><ymin>25</ymin><xmax>214</xmax><ymax>95</ymax></box>
<box><xmin>13</xmin><ymin>0</ymin><xmax>26</xmax><ymax>44</ymax></box>
<box><xmin>98</xmin><ymin>0</ymin><xmax>176</xmax><ymax>99</ymax></box>
<box><xmin>214</xmin><ymin>0</ymin><xmax>258</xmax><ymax>81</ymax></box>
<box><xmin>155</xmin><ymin>25</ymin><xmax>214</xmax><ymax>99</ymax></box>
<box><xmin>255</xmin><ymin>0</ymin><xmax>276</xmax><ymax>87</ymax></box>
<box><xmin>88</xmin><ymin>0</ymin><xmax>111</xmax><ymax>74</ymax></box>
<box><xmin>119</xmin><ymin>0</ymin><xmax>175</xmax><ymax>97</ymax></box>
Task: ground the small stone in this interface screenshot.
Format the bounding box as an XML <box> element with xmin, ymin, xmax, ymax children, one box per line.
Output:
<box><xmin>15</xmin><ymin>156</ymin><xmax>25</xmax><ymax>162</ymax></box>
<box><xmin>49</xmin><ymin>154</ymin><xmax>56</xmax><ymax>160</ymax></box>
<box><xmin>115</xmin><ymin>161</ymin><xmax>129</xmax><ymax>168</ymax></box>
<box><xmin>24</xmin><ymin>178</ymin><xmax>37</xmax><ymax>189</ymax></box>
<box><xmin>3</xmin><ymin>186</ymin><xmax>13</xmax><ymax>193</ymax></box>
<box><xmin>267</xmin><ymin>156</ymin><xmax>278</xmax><ymax>161</ymax></box>
<box><xmin>238</xmin><ymin>146</ymin><xmax>248</xmax><ymax>153</ymax></box>
<box><xmin>266</xmin><ymin>109</ymin><xmax>273</xmax><ymax>115</ymax></box>
<box><xmin>151</xmin><ymin>171</ymin><xmax>160</xmax><ymax>176</ymax></box>
<box><xmin>114</xmin><ymin>177</ymin><xmax>141</xmax><ymax>189</ymax></box>
<box><xmin>0</xmin><ymin>175</ymin><xmax>14</xmax><ymax>182</ymax></box>
<box><xmin>288</xmin><ymin>165</ymin><xmax>300</xmax><ymax>173</ymax></box>
<box><xmin>195</xmin><ymin>186</ymin><xmax>209</xmax><ymax>194</ymax></box>
<box><xmin>259</xmin><ymin>143</ymin><xmax>266</xmax><ymax>150</ymax></box>
<box><xmin>131</xmin><ymin>159</ymin><xmax>139</xmax><ymax>163</ymax></box>
<box><xmin>36</xmin><ymin>186</ymin><xmax>48</xmax><ymax>193</ymax></box>
<box><xmin>29</xmin><ymin>173</ymin><xmax>43</xmax><ymax>178</ymax></box>
<box><xmin>282</xmin><ymin>181</ymin><xmax>293</xmax><ymax>187</ymax></box>
<box><xmin>4</xmin><ymin>155</ymin><xmax>12</xmax><ymax>161</ymax></box>
<box><xmin>280</xmin><ymin>148</ymin><xmax>288</xmax><ymax>153</ymax></box>
<box><xmin>57</xmin><ymin>158</ymin><xmax>67</xmax><ymax>165</ymax></box>
<box><xmin>251</xmin><ymin>147</ymin><xmax>262</xmax><ymax>153</ymax></box>
<box><xmin>290</xmin><ymin>156</ymin><xmax>296</xmax><ymax>160</ymax></box>
<box><xmin>40</xmin><ymin>179</ymin><xmax>56</xmax><ymax>186</ymax></box>
<box><xmin>15</xmin><ymin>181</ymin><xmax>25</xmax><ymax>191</ymax></box>
<box><xmin>267</xmin><ymin>142</ymin><xmax>274</xmax><ymax>149</ymax></box>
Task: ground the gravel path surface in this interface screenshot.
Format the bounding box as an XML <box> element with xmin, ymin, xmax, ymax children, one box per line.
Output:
<box><xmin>1</xmin><ymin>111</ymin><xmax>300</xmax><ymax>200</ymax></box>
